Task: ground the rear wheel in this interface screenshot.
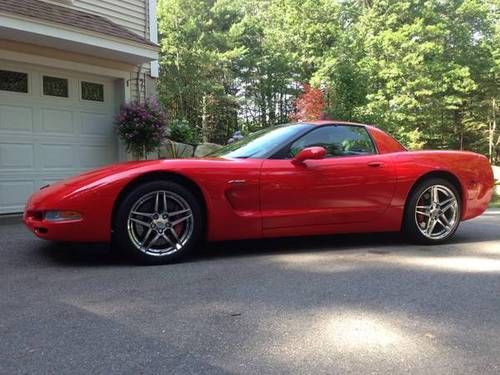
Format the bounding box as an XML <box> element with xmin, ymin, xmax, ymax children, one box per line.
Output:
<box><xmin>114</xmin><ymin>180</ymin><xmax>203</xmax><ymax>264</ymax></box>
<box><xmin>404</xmin><ymin>178</ymin><xmax>461</xmax><ymax>244</ymax></box>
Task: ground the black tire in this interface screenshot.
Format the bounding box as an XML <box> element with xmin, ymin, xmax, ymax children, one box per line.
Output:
<box><xmin>113</xmin><ymin>180</ymin><xmax>204</xmax><ymax>264</ymax></box>
<box><xmin>403</xmin><ymin>178</ymin><xmax>461</xmax><ymax>245</ymax></box>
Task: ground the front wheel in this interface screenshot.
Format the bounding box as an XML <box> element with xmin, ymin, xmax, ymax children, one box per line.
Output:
<box><xmin>404</xmin><ymin>178</ymin><xmax>461</xmax><ymax>244</ymax></box>
<box><xmin>113</xmin><ymin>180</ymin><xmax>204</xmax><ymax>264</ymax></box>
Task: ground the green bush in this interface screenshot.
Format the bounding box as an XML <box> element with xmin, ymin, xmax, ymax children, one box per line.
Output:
<box><xmin>168</xmin><ymin>119</ymin><xmax>199</xmax><ymax>145</ymax></box>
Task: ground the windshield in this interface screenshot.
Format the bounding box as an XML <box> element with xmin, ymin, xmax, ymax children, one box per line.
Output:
<box><xmin>209</xmin><ymin>124</ymin><xmax>310</xmax><ymax>158</ymax></box>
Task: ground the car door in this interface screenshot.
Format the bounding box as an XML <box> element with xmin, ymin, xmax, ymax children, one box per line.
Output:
<box><xmin>260</xmin><ymin>125</ymin><xmax>397</xmax><ymax>229</ymax></box>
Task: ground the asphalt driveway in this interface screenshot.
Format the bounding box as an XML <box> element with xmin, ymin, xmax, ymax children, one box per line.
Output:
<box><xmin>1</xmin><ymin>211</ymin><xmax>500</xmax><ymax>374</ymax></box>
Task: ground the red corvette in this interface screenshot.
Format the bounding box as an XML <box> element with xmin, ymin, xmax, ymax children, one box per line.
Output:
<box><xmin>24</xmin><ymin>121</ymin><xmax>494</xmax><ymax>263</ymax></box>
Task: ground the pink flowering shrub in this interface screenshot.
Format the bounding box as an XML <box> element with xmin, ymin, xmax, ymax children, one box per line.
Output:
<box><xmin>115</xmin><ymin>98</ymin><xmax>167</xmax><ymax>158</ymax></box>
<box><xmin>289</xmin><ymin>83</ymin><xmax>325</xmax><ymax>122</ymax></box>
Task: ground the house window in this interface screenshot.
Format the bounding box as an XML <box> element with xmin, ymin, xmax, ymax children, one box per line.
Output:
<box><xmin>0</xmin><ymin>70</ymin><xmax>28</xmax><ymax>93</ymax></box>
<box><xmin>43</xmin><ymin>76</ymin><xmax>68</xmax><ymax>97</ymax></box>
<box><xmin>81</xmin><ymin>81</ymin><xmax>104</xmax><ymax>102</ymax></box>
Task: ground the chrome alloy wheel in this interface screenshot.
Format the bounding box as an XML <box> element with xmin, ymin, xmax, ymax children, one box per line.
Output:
<box><xmin>127</xmin><ymin>190</ymin><xmax>194</xmax><ymax>256</ymax></box>
<box><xmin>414</xmin><ymin>184</ymin><xmax>459</xmax><ymax>240</ymax></box>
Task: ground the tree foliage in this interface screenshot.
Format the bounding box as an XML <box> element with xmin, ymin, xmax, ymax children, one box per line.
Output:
<box><xmin>290</xmin><ymin>84</ymin><xmax>326</xmax><ymax>122</ymax></box>
<box><xmin>157</xmin><ymin>0</ymin><xmax>499</xmax><ymax>162</ymax></box>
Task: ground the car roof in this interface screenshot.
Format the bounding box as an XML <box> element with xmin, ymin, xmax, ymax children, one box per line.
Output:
<box><xmin>300</xmin><ymin>120</ymin><xmax>376</xmax><ymax>129</ymax></box>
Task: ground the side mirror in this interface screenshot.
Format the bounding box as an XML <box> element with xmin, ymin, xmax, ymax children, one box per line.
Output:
<box><xmin>292</xmin><ymin>146</ymin><xmax>326</xmax><ymax>164</ymax></box>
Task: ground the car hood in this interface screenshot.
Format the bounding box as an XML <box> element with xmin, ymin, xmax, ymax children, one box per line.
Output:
<box><xmin>26</xmin><ymin>160</ymin><xmax>186</xmax><ymax>207</ymax></box>
<box><xmin>61</xmin><ymin>160</ymin><xmax>160</xmax><ymax>186</ymax></box>
<box><xmin>54</xmin><ymin>157</ymin><xmax>237</xmax><ymax>188</ymax></box>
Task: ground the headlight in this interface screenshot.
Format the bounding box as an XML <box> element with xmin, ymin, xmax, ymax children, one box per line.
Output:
<box><xmin>44</xmin><ymin>211</ymin><xmax>82</xmax><ymax>222</ymax></box>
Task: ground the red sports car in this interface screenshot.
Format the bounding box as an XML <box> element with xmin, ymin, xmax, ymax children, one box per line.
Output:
<box><xmin>24</xmin><ymin>121</ymin><xmax>494</xmax><ymax>264</ymax></box>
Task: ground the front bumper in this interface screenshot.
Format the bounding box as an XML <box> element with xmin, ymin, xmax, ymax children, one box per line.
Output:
<box><xmin>23</xmin><ymin>187</ymin><xmax>113</xmax><ymax>243</ymax></box>
<box><xmin>23</xmin><ymin>209</ymin><xmax>87</xmax><ymax>242</ymax></box>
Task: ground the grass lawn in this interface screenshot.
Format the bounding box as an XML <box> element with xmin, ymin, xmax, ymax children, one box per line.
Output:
<box><xmin>490</xmin><ymin>194</ymin><xmax>500</xmax><ymax>208</ymax></box>
<box><xmin>490</xmin><ymin>181</ymin><xmax>500</xmax><ymax>208</ymax></box>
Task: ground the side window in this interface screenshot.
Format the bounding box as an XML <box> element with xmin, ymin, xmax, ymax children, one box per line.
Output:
<box><xmin>289</xmin><ymin>125</ymin><xmax>376</xmax><ymax>158</ymax></box>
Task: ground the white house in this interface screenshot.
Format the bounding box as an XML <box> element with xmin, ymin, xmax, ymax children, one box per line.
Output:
<box><xmin>0</xmin><ymin>0</ymin><xmax>159</xmax><ymax>214</ymax></box>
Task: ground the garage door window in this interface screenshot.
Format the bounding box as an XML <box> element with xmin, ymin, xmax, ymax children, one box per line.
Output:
<box><xmin>43</xmin><ymin>76</ymin><xmax>68</xmax><ymax>97</ymax></box>
<box><xmin>81</xmin><ymin>81</ymin><xmax>104</xmax><ymax>102</ymax></box>
<box><xmin>0</xmin><ymin>70</ymin><xmax>28</xmax><ymax>93</ymax></box>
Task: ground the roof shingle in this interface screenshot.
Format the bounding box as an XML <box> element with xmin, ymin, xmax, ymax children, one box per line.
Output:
<box><xmin>0</xmin><ymin>0</ymin><xmax>157</xmax><ymax>47</ymax></box>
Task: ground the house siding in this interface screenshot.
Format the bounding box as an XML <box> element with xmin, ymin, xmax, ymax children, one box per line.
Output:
<box><xmin>70</xmin><ymin>0</ymin><xmax>155</xmax><ymax>101</ymax></box>
<box><xmin>38</xmin><ymin>0</ymin><xmax>157</xmax><ymax>101</ymax></box>
<box><xmin>72</xmin><ymin>0</ymin><xmax>147</xmax><ymax>39</ymax></box>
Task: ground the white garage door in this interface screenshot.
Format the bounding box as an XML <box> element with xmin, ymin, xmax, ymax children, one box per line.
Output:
<box><xmin>0</xmin><ymin>61</ymin><xmax>119</xmax><ymax>213</ymax></box>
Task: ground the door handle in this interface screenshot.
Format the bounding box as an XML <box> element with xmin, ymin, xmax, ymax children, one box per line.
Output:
<box><xmin>367</xmin><ymin>161</ymin><xmax>384</xmax><ymax>167</ymax></box>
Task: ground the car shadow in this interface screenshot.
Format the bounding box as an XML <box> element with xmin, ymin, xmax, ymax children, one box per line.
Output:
<box><xmin>38</xmin><ymin>220</ymin><xmax>499</xmax><ymax>267</ymax></box>
<box><xmin>38</xmin><ymin>231</ymin><xmax>408</xmax><ymax>267</ymax></box>
<box><xmin>196</xmin><ymin>231</ymin><xmax>413</xmax><ymax>261</ymax></box>
<box><xmin>39</xmin><ymin>241</ymin><xmax>128</xmax><ymax>267</ymax></box>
